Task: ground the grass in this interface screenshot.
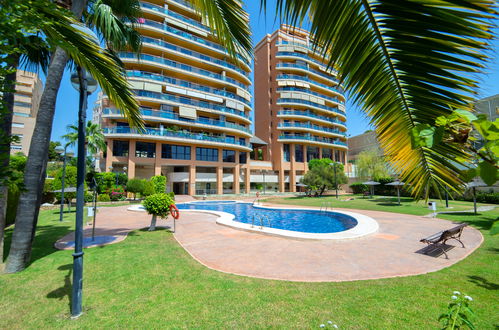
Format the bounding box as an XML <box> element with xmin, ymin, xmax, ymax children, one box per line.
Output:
<box><xmin>0</xmin><ymin>205</ymin><xmax>498</xmax><ymax>328</ymax></box>
<box><xmin>263</xmin><ymin>194</ymin><xmax>492</xmax><ymax>216</ymax></box>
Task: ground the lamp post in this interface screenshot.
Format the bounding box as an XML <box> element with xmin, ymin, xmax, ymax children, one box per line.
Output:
<box><xmin>69</xmin><ymin>24</ymin><xmax>99</xmax><ymax>319</ymax></box>
<box><xmin>55</xmin><ymin>145</ymin><xmax>74</xmax><ymax>221</ymax></box>
<box><xmin>329</xmin><ymin>162</ymin><xmax>339</xmax><ymax>199</ymax></box>
<box><xmin>262</xmin><ymin>170</ymin><xmax>266</xmax><ymax>195</ymax></box>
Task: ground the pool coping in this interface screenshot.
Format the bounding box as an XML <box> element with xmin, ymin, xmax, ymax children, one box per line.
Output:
<box><xmin>129</xmin><ymin>201</ymin><xmax>379</xmax><ymax>240</ymax></box>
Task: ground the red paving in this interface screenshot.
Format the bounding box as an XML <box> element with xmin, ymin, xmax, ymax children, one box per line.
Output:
<box><xmin>55</xmin><ymin>203</ymin><xmax>483</xmax><ymax>282</ymax></box>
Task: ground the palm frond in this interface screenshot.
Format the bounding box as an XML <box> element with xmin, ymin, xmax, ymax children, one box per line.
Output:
<box><xmin>190</xmin><ymin>0</ymin><xmax>252</xmax><ymax>62</ymax></box>
<box><xmin>270</xmin><ymin>0</ymin><xmax>497</xmax><ymax>198</ymax></box>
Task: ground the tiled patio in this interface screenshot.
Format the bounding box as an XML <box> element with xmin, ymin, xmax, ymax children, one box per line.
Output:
<box><xmin>55</xmin><ymin>203</ymin><xmax>483</xmax><ymax>282</ymax></box>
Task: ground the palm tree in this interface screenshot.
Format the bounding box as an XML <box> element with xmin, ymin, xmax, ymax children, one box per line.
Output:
<box><xmin>4</xmin><ymin>0</ymin><xmax>144</xmax><ymax>273</ymax></box>
<box><xmin>63</xmin><ymin>122</ymin><xmax>106</xmax><ymax>157</ymax></box>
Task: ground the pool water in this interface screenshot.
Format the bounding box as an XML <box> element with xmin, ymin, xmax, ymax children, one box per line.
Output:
<box><xmin>177</xmin><ymin>201</ymin><xmax>357</xmax><ymax>234</ymax></box>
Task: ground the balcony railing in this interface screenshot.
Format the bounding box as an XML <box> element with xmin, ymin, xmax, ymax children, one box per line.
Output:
<box><xmin>277</xmin><ymin>74</ymin><xmax>344</xmax><ymax>94</ymax></box>
<box><xmin>126</xmin><ymin>70</ymin><xmax>250</xmax><ymax>106</ymax></box>
<box><xmin>276</xmin><ymin>40</ymin><xmax>326</xmax><ymax>54</ymax></box>
<box><xmin>119</xmin><ymin>52</ymin><xmax>249</xmax><ymax>90</ymax></box>
<box><xmin>141</xmin><ymin>36</ymin><xmax>249</xmax><ymax>77</ymax></box>
<box><xmin>277</xmin><ymin>98</ymin><xmax>346</xmax><ymax>116</ymax></box>
<box><xmin>276</xmin><ymin>62</ymin><xmax>339</xmax><ymax>84</ymax></box>
<box><xmin>278</xmin><ymin>134</ymin><xmax>347</xmax><ymax>146</ymax></box>
<box><xmin>104</xmin><ymin>126</ymin><xmax>250</xmax><ymax>147</ymax></box>
<box><xmin>103</xmin><ymin>107</ymin><xmax>250</xmax><ymax>133</ymax></box>
<box><xmin>277</xmin><ymin>110</ymin><xmax>346</xmax><ymax>126</ymax></box>
<box><xmin>277</xmin><ymin>87</ymin><xmax>344</xmax><ymax>105</ymax></box>
<box><xmin>276</xmin><ymin>51</ymin><xmax>338</xmax><ymax>75</ymax></box>
<box><xmin>134</xmin><ymin>89</ymin><xmax>250</xmax><ymax>119</ymax></box>
<box><xmin>277</xmin><ymin>122</ymin><xmax>346</xmax><ymax>136</ymax></box>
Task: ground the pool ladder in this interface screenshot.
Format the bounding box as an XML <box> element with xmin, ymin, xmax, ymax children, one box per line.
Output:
<box><xmin>251</xmin><ymin>214</ymin><xmax>271</xmax><ymax>229</ymax></box>
<box><xmin>320</xmin><ymin>201</ymin><xmax>333</xmax><ymax>214</ymax></box>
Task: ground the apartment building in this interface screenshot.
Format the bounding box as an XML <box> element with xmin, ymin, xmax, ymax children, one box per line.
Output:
<box><xmin>98</xmin><ymin>0</ymin><xmax>253</xmax><ymax>195</ymax></box>
<box><xmin>254</xmin><ymin>25</ymin><xmax>348</xmax><ymax>192</ymax></box>
<box><xmin>11</xmin><ymin>70</ymin><xmax>43</xmax><ymax>155</ymax></box>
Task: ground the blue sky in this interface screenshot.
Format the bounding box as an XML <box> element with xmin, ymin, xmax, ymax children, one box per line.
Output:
<box><xmin>48</xmin><ymin>1</ymin><xmax>499</xmax><ymax>146</ymax></box>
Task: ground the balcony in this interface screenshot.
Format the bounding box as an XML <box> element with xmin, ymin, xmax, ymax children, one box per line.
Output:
<box><xmin>133</xmin><ymin>89</ymin><xmax>250</xmax><ymax>121</ymax></box>
<box><xmin>119</xmin><ymin>52</ymin><xmax>249</xmax><ymax>90</ymax></box>
<box><xmin>277</xmin><ymin>110</ymin><xmax>346</xmax><ymax>127</ymax></box>
<box><xmin>277</xmin><ymin>74</ymin><xmax>344</xmax><ymax>95</ymax></box>
<box><xmin>278</xmin><ymin>134</ymin><xmax>348</xmax><ymax>147</ymax></box>
<box><xmin>103</xmin><ymin>107</ymin><xmax>251</xmax><ymax>134</ymax></box>
<box><xmin>276</xmin><ymin>51</ymin><xmax>338</xmax><ymax>75</ymax></box>
<box><xmin>103</xmin><ymin>126</ymin><xmax>251</xmax><ymax>149</ymax></box>
<box><xmin>126</xmin><ymin>70</ymin><xmax>250</xmax><ymax>106</ymax></box>
<box><xmin>276</xmin><ymin>63</ymin><xmax>339</xmax><ymax>84</ymax></box>
<box><xmin>277</xmin><ymin>122</ymin><xmax>346</xmax><ymax>137</ymax></box>
<box><xmin>277</xmin><ymin>98</ymin><xmax>346</xmax><ymax>117</ymax></box>
<box><xmin>277</xmin><ymin>87</ymin><xmax>344</xmax><ymax>105</ymax></box>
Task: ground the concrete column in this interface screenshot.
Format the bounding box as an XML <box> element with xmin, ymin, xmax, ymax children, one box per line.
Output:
<box><xmin>278</xmin><ymin>169</ymin><xmax>285</xmax><ymax>192</ymax></box>
<box><xmin>245</xmin><ymin>167</ymin><xmax>251</xmax><ymax>194</ymax></box>
<box><xmin>319</xmin><ymin>147</ymin><xmax>323</xmax><ymax>158</ymax></box>
<box><xmin>290</xmin><ymin>144</ymin><xmax>296</xmax><ymax>192</ymax></box>
<box><xmin>127</xmin><ymin>140</ymin><xmax>136</xmax><ymax>178</ymax></box>
<box><xmin>105</xmin><ymin>139</ymin><xmax>113</xmax><ymax>172</ymax></box>
<box><xmin>188</xmin><ymin>165</ymin><xmax>196</xmax><ymax>195</ymax></box>
<box><xmin>154</xmin><ymin>142</ymin><xmax>162</xmax><ymax>176</ymax></box>
<box><xmin>233</xmin><ymin>164</ymin><xmax>240</xmax><ymax>194</ymax></box>
<box><xmin>217</xmin><ymin>166</ymin><xmax>223</xmax><ymax>195</ymax></box>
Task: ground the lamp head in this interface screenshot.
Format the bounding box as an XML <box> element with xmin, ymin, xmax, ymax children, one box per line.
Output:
<box><xmin>70</xmin><ymin>71</ymin><xmax>98</xmax><ymax>94</ymax></box>
<box><xmin>66</xmin><ymin>151</ymin><xmax>75</xmax><ymax>157</ymax></box>
<box><xmin>55</xmin><ymin>146</ymin><xmax>64</xmax><ymax>154</ymax></box>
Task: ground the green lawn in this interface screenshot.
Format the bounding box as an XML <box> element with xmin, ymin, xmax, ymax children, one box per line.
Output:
<box><xmin>263</xmin><ymin>194</ymin><xmax>492</xmax><ymax>216</ymax></box>
<box><xmin>0</xmin><ymin>205</ymin><xmax>498</xmax><ymax>328</ymax></box>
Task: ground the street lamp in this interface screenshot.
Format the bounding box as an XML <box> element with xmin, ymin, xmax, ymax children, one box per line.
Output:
<box><xmin>55</xmin><ymin>145</ymin><xmax>74</xmax><ymax>222</ymax></box>
<box><xmin>69</xmin><ymin>23</ymin><xmax>99</xmax><ymax>319</ymax></box>
<box><xmin>329</xmin><ymin>162</ymin><xmax>339</xmax><ymax>199</ymax></box>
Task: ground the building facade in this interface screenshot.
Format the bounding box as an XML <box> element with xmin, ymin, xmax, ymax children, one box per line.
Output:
<box><xmin>97</xmin><ymin>0</ymin><xmax>253</xmax><ymax>195</ymax></box>
<box><xmin>253</xmin><ymin>25</ymin><xmax>348</xmax><ymax>192</ymax></box>
<box><xmin>10</xmin><ymin>70</ymin><xmax>43</xmax><ymax>155</ymax></box>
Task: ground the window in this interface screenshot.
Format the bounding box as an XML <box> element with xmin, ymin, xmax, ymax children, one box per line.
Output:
<box><xmin>307</xmin><ymin>146</ymin><xmax>319</xmax><ymax>161</ymax></box>
<box><xmin>135</xmin><ymin>141</ymin><xmax>156</xmax><ymax>158</ymax></box>
<box><xmin>239</xmin><ymin>137</ymin><xmax>246</xmax><ymax>146</ymax></box>
<box><xmin>196</xmin><ymin>147</ymin><xmax>218</xmax><ymax>161</ymax></box>
<box><xmin>223</xmin><ymin>150</ymin><xmax>236</xmax><ymax>163</ymax></box>
<box><xmin>12</xmin><ymin>122</ymin><xmax>24</xmax><ymax>128</ymax></box>
<box><xmin>14</xmin><ymin>112</ymin><xmax>29</xmax><ymax>117</ymax></box>
<box><xmin>295</xmin><ymin>145</ymin><xmax>304</xmax><ymax>162</ymax></box>
<box><xmin>14</xmin><ymin>101</ymin><xmax>31</xmax><ymax>109</ymax></box>
<box><xmin>113</xmin><ymin>140</ymin><xmax>129</xmax><ymax>157</ymax></box>
<box><xmin>239</xmin><ymin>152</ymin><xmax>247</xmax><ymax>164</ymax></box>
<box><xmin>334</xmin><ymin>150</ymin><xmax>341</xmax><ymax>162</ymax></box>
<box><xmin>10</xmin><ymin>145</ymin><xmax>22</xmax><ymax>150</ymax></box>
<box><xmin>162</xmin><ymin>144</ymin><xmax>191</xmax><ymax>160</ymax></box>
<box><xmin>322</xmin><ymin>148</ymin><xmax>332</xmax><ymax>160</ymax></box>
<box><xmin>283</xmin><ymin>144</ymin><xmax>290</xmax><ymax>162</ymax></box>
<box><xmin>226</xmin><ymin>135</ymin><xmax>235</xmax><ymax>144</ymax></box>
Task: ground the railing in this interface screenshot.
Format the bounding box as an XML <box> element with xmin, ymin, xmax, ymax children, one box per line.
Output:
<box><xmin>277</xmin><ymin>74</ymin><xmax>344</xmax><ymax>94</ymax></box>
<box><xmin>104</xmin><ymin>126</ymin><xmax>250</xmax><ymax>147</ymax></box>
<box><xmin>278</xmin><ymin>134</ymin><xmax>347</xmax><ymax>146</ymax></box>
<box><xmin>103</xmin><ymin>107</ymin><xmax>250</xmax><ymax>133</ymax></box>
<box><xmin>277</xmin><ymin>86</ymin><xmax>344</xmax><ymax>105</ymax></box>
<box><xmin>276</xmin><ymin>51</ymin><xmax>338</xmax><ymax>75</ymax></box>
<box><xmin>277</xmin><ymin>122</ymin><xmax>346</xmax><ymax>136</ymax></box>
<box><xmin>277</xmin><ymin>110</ymin><xmax>346</xmax><ymax>126</ymax></box>
<box><xmin>141</xmin><ymin>36</ymin><xmax>249</xmax><ymax>77</ymax></box>
<box><xmin>167</xmin><ymin>8</ymin><xmax>211</xmax><ymax>33</ymax></box>
<box><xmin>119</xmin><ymin>52</ymin><xmax>249</xmax><ymax>90</ymax></box>
<box><xmin>276</xmin><ymin>40</ymin><xmax>326</xmax><ymax>54</ymax></box>
<box><xmin>134</xmin><ymin>89</ymin><xmax>250</xmax><ymax>119</ymax></box>
<box><xmin>126</xmin><ymin>71</ymin><xmax>251</xmax><ymax>106</ymax></box>
<box><xmin>276</xmin><ymin>63</ymin><xmax>339</xmax><ymax>84</ymax></box>
<box><xmin>195</xmin><ymin>189</ymin><xmax>217</xmax><ymax>195</ymax></box>
<box><xmin>277</xmin><ymin>98</ymin><xmax>346</xmax><ymax>116</ymax></box>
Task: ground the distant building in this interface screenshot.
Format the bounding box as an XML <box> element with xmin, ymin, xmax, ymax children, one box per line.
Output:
<box><xmin>347</xmin><ymin>130</ymin><xmax>381</xmax><ymax>163</ymax></box>
<box><xmin>475</xmin><ymin>94</ymin><xmax>499</xmax><ymax>121</ymax></box>
<box><xmin>10</xmin><ymin>70</ymin><xmax>43</xmax><ymax>155</ymax></box>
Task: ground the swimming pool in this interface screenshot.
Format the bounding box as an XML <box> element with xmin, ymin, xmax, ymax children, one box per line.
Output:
<box><xmin>174</xmin><ymin>201</ymin><xmax>379</xmax><ymax>240</ymax></box>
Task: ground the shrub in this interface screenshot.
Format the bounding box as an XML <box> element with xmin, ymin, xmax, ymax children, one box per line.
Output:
<box><xmin>374</xmin><ymin>176</ymin><xmax>394</xmax><ymax>195</ymax></box>
<box><xmin>98</xmin><ymin>194</ymin><xmax>111</xmax><ymax>202</ymax></box>
<box><xmin>142</xmin><ymin>180</ymin><xmax>155</xmax><ymax>197</ymax></box>
<box><xmin>41</xmin><ymin>178</ymin><xmax>55</xmax><ymax>204</ymax></box>
<box><xmin>168</xmin><ymin>191</ymin><xmax>175</xmax><ymax>201</ymax></box>
<box><xmin>108</xmin><ymin>186</ymin><xmax>126</xmax><ymax>201</ymax></box>
<box><xmin>476</xmin><ymin>192</ymin><xmax>499</xmax><ymax>204</ymax></box>
<box><xmin>6</xmin><ymin>185</ymin><xmax>21</xmax><ymax>227</ymax></box>
<box><xmin>142</xmin><ymin>193</ymin><xmax>175</xmax><ymax>231</ymax></box>
<box><xmin>350</xmin><ymin>182</ymin><xmax>368</xmax><ymax>194</ymax></box>
<box><xmin>150</xmin><ymin>175</ymin><xmax>167</xmax><ymax>194</ymax></box>
<box><xmin>95</xmin><ymin>172</ymin><xmax>116</xmax><ymax>193</ymax></box>
<box><xmin>84</xmin><ymin>192</ymin><xmax>95</xmax><ymax>203</ymax></box>
<box><xmin>116</xmin><ymin>173</ymin><xmax>128</xmax><ymax>186</ymax></box>
<box><xmin>126</xmin><ymin>178</ymin><xmax>145</xmax><ymax>199</ymax></box>
<box><xmin>51</xmin><ymin>166</ymin><xmax>79</xmax><ymax>202</ymax></box>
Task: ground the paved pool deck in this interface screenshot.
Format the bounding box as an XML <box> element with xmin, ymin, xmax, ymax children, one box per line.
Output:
<box><xmin>55</xmin><ymin>202</ymin><xmax>483</xmax><ymax>282</ymax></box>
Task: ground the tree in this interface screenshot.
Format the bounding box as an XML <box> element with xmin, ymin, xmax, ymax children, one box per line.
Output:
<box><xmin>355</xmin><ymin>149</ymin><xmax>391</xmax><ymax>181</ymax></box>
<box><xmin>126</xmin><ymin>179</ymin><xmax>144</xmax><ymax>200</ymax></box>
<box><xmin>302</xmin><ymin>158</ymin><xmax>347</xmax><ymax>196</ymax></box>
<box><xmin>6</xmin><ymin>0</ymin><xmax>144</xmax><ymax>273</ymax></box>
<box><xmin>142</xmin><ymin>181</ymin><xmax>155</xmax><ymax>198</ymax></box>
<box><xmin>63</xmin><ymin>121</ymin><xmax>106</xmax><ymax>157</ymax></box>
<box><xmin>48</xmin><ymin>141</ymin><xmax>63</xmax><ymax>162</ymax></box>
<box><xmin>150</xmin><ymin>175</ymin><xmax>167</xmax><ymax>194</ymax></box>
<box><xmin>142</xmin><ymin>193</ymin><xmax>174</xmax><ymax>231</ymax></box>
<box><xmin>51</xmin><ymin>166</ymin><xmax>79</xmax><ymax>202</ymax></box>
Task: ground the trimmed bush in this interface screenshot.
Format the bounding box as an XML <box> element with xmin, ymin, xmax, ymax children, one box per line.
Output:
<box><xmin>142</xmin><ymin>180</ymin><xmax>155</xmax><ymax>197</ymax></box>
<box><xmin>350</xmin><ymin>182</ymin><xmax>368</xmax><ymax>194</ymax></box>
<box><xmin>108</xmin><ymin>186</ymin><xmax>126</xmax><ymax>201</ymax></box>
<box><xmin>168</xmin><ymin>191</ymin><xmax>175</xmax><ymax>201</ymax></box>
<box><xmin>476</xmin><ymin>192</ymin><xmax>499</xmax><ymax>204</ymax></box>
<box><xmin>150</xmin><ymin>175</ymin><xmax>167</xmax><ymax>194</ymax></box>
<box><xmin>98</xmin><ymin>194</ymin><xmax>111</xmax><ymax>202</ymax></box>
<box><xmin>126</xmin><ymin>178</ymin><xmax>145</xmax><ymax>200</ymax></box>
<box><xmin>142</xmin><ymin>193</ymin><xmax>175</xmax><ymax>231</ymax></box>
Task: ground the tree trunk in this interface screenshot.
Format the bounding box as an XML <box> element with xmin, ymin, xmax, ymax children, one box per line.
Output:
<box><xmin>149</xmin><ymin>215</ymin><xmax>157</xmax><ymax>231</ymax></box>
<box><xmin>0</xmin><ymin>56</ymin><xmax>20</xmax><ymax>269</ymax></box>
<box><xmin>5</xmin><ymin>0</ymin><xmax>87</xmax><ymax>273</ymax></box>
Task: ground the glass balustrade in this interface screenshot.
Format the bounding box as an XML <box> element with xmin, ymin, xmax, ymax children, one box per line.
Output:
<box><xmin>277</xmin><ymin>87</ymin><xmax>343</xmax><ymax>104</ymax></box>
<box><xmin>277</xmin><ymin>110</ymin><xmax>346</xmax><ymax>126</ymax></box>
<box><xmin>278</xmin><ymin>134</ymin><xmax>347</xmax><ymax>146</ymax></box>
<box><xmin>276</xmin><ymin>51</ymin><xmax>338</xmax><ymax>75</ymax></box>
<box><xmin>276</xmin><ymin>63</ymin><xmax>339</xmax><ymax>84</ymax></box>
<box><xmin>277</xmin><ymin>74</ymin><xmax>344</xmax><ymax>94</ymax></box>
<box><xmin>277</xmin><ymin>122</ymin><xmax>346</xmax><ymax>136</ymax></box>
<box><xmin>277</xmin><ymin>98</ymin><xmax>346</xmax><ymax>116</ymax></box>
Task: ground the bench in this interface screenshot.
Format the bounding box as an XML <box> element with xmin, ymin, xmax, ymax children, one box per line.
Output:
<box><xmin>420</xmin><ymin>223</ymin><xmax>467</xmax><ymax>258</ymax></box>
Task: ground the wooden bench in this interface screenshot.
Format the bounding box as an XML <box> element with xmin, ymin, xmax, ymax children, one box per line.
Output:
<box><xmin>420</xmin><ymin>223</ymin><xmax>467</xmax><ymax>258</ymax></box>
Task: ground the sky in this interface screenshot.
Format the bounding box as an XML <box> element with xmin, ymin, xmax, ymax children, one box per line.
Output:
<box><xmin>48</xmin><ymin>1</ymin><xmax>499</xmax><ymax>147</ymax></box>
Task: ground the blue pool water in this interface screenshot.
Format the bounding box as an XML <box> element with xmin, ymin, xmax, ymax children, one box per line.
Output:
<box><xmin>177</xmin><ymin>201</ymin><xmax>357</xmax><ymax>234</ymax></box>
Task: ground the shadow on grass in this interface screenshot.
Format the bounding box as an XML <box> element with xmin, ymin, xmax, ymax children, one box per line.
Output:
<box><xmin>46</xmin><ymin>264</ymin><xmax>72</xmax><ymax>310</ymax></box>
<box><xmin>439</xmin><ymin>213</ymin><xmax>494</xmax><ymax>231</ymax></box>
<box><xmin>467</xmin><ymin>275</ymin><xmax>499</xmax><ymax>291</ymax></box>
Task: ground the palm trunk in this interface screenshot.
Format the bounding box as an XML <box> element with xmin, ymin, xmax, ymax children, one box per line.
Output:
<box><xmin>0</xmin><ymin>56</ymin><xmax>19</xmax><ymax>269</ymax></box>
<box><xmin>5</xmin><ymin>0</ymin><xmax>87</xmax><ymax>273</ymax></box>
<box><xmin>149</xmin><ymin>215</ymin><xmax>157</xmax><ymax>231</ymax></box>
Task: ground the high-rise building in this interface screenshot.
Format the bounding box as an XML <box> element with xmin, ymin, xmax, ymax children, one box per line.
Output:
<box><xmin>254</xmin><ymin>25</ymin><xmax>348</xmax><ymax>192</ymax></box>
<box><xmin>10</xmin><ymin>70</ymin><xmax>43</xmax><ymax>155</ymax></box>
<box><xmin>97</xmin><ymin>0</ymin><xmax>252</xmax><ymax>195</ymax></box>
